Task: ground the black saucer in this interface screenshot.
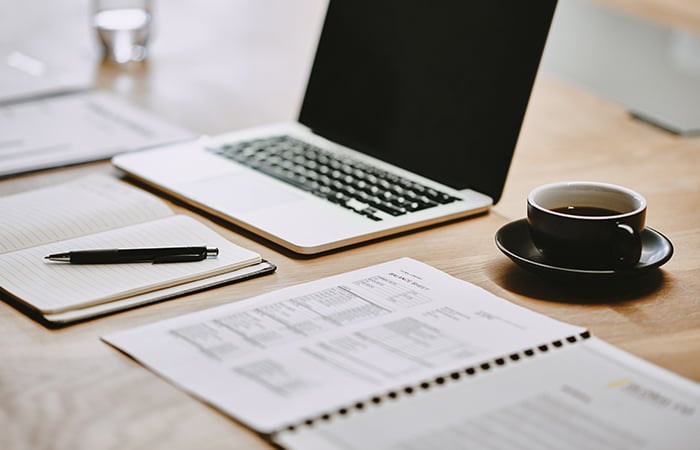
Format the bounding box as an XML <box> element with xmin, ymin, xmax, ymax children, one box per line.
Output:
<box><xmin>495</xmin><ymin>219</ymin><xmax>673</xmax><ymax>280</ymax></box>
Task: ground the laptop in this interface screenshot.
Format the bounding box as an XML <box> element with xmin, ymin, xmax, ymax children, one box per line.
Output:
<box><xmin>113</xmin><ymin>1</ymin><xmax>558</xmax><ymax>255</ymax></box>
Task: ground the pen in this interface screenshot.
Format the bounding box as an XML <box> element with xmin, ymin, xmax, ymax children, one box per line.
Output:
<box><xmin>44</xmin><ymin>246</ymin><xmax>219</xmax><ymax>264</ymax></box>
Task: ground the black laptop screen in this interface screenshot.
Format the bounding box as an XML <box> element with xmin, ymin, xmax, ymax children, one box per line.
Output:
<box><xmin>299</xmin><ymin>1</ymin><xmax>557</xmax><ymax>203</ymax></box>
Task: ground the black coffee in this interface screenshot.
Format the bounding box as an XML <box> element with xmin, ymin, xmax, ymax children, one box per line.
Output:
<box><xmin>552</xmin><ymin>205</ymin><xmax>621</xmax><ymax>217</ymax></box>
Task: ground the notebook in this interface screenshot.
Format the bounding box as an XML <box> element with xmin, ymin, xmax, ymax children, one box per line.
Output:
<box><xmin>0</xmin><ymin>175</ymin><xmax>275</xmax><ymax>325</ymax></box>
<box><xmin>103</xmin><ymin>258</ymin><xmax>700</xmax><ymax>448</ymax></box>
<box><xmin>113</xmin><ymin>1</ymin><xmax>558</xmax><ymax>255</ymax></box>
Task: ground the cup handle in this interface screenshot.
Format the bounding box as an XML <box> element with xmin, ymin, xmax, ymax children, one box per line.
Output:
<box><xmin>613</xmin><ymin>223</ymin><xmax>642</xmax><ymax>268</ymax></box>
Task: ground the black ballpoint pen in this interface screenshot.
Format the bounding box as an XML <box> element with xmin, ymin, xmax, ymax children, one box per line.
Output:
<box><xmin>44</xmin><ymin>246</ymin><xmax>219</xmax><ymax>264</ymax></box>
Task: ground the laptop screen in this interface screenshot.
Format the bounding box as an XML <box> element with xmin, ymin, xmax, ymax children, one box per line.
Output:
<box><xmin>299</xmin><ymin>1</ymin><xmax>557</xmax><ymax>202</ymax></box>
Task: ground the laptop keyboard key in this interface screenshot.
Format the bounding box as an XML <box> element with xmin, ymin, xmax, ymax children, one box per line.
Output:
<box><xmin>207</xmin><ymin>135</ymin><xmax>461</xmax><ymax>221</ymax></box>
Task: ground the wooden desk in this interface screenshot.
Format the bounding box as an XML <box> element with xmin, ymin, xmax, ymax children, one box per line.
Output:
<box><xmin>2</xmin><ymin>1</ymin><xmax>699</xmax><ymax>449</ymax></box>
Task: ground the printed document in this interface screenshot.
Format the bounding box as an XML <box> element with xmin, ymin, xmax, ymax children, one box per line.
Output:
<box><xmin>104</xmin><ymin>258</ymin><xmax>584</xmax><ymax>433</ymax></box>
<box><xmin>0</xmin><ymin>91</ymin><xmax>194</xmax><ymax>176</ymax></box>
<box><xmin>278</xmin><ymin>337</ymin><xmax>700</xmax><ymax>450</ymax></box>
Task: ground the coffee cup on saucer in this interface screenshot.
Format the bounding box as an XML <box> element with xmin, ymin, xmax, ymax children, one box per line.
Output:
<box><xmin>527</xmin><ymin>181</ymin><xmax>646</xmax><ymax>269</ymax></box>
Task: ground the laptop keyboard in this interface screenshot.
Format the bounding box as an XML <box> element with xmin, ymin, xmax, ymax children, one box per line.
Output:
<box><xmin>207</xmin><ymin>135</ymin><xmax>461</xmax><ymax>221</ymax></box>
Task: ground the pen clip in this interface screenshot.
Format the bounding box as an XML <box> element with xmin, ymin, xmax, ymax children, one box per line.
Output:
<box><xmin>153</xmin><ymin>253</ymin><xmax>206</xmax><ymax>264</ymax></box>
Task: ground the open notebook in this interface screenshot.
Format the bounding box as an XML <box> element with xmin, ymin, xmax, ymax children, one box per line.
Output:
<box><xmin>0</xmin><ymin>175</ymin><xmax>275</xmax><ymax>325</ymax></box>
<box><xmin>103</xmin><ymin>258</ymin><xmax>700</xmax><ymax>448</ymax></box>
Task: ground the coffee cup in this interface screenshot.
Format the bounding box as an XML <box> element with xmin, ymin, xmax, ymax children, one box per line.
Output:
<box><xmin>527</xmin><ymin>181</ymin><xmax>646</xmax><ymax>268</ymax></box>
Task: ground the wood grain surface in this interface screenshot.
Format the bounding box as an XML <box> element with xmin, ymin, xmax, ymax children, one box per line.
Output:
<box><xmin>1</xmin><ymin>1</ymin><xmax>699</xmax><ymax>449</ymax></box>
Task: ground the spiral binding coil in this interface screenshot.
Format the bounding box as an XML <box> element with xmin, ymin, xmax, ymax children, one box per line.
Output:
<box><xmin>278</xmin><ymin>330</ymin><xmax>591</xmax><ymax>434</ymax></box>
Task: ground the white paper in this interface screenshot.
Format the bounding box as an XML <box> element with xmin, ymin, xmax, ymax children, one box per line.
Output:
<box><xmin>277</xmin><ymin>338</ymin><xmax>700</xmax><ymax>450</ymax></box>
<box><xmin>0</xmin><ymin>90</ymin><xmax>195</xmax><ymax>176</ymax></box>
<box><xmin>0</xmin><ymin>48</ymin><xmax>91</xmax><ymax>104</ymax></box>
<box><xmin>103</xmin><ymin>258</ymin><xmax>585</xmax><ymax>433</ymax></box>
<box><xmin>0</xmin><ymin>174</ymin><xmax>172</xmax><ymax>254</ymax></box>
<box><xmin>43</xmin><ymin>261</ymin><xmax>275</xmax><ymax>325</ymax></box>
<box><xmin>0</xmin><ymin>215</ymin><xmax>261</xmax><ymax>314</ymax></box>
<box><xmin>0</xmin><ymin>174</ymin><xmax>266</xmax><ymax>321</ymax></box>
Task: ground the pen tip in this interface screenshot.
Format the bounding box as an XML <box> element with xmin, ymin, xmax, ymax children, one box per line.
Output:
<box><xmin>44</xmin><ymin>253</ymin><xmax>69</xmax><ymax>262</ymax></box>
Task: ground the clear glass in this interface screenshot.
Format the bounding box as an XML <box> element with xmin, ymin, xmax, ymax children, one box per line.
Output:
<box><xmin>92</xmin><ymin>0</ymin><xmax>153</xmax><ymax>64</ymax></box>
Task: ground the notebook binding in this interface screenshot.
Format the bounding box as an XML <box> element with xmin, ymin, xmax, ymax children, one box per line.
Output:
<box><xmin>278</xmin><ymin>330</ymin><xmax>591</xmax><ymax>434</ymax></box>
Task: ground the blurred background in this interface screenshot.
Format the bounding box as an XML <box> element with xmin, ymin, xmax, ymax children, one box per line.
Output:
<box><xmin>2</xmin><ymin>0</ymin><xmax>699</xmax><ymax>135</ymax></box>
<box><xmin>542</xmin><ymin>0</ymin><xmax>700</xmax><ymax>135</ymax></box>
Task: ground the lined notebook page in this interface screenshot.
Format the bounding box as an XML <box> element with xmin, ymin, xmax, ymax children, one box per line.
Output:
<box><xmin>0</xmin><ymin>215</ymin><xmax>261</xmax><ymax>314</ymax></box>
<box><xmin>0</xmin><ymin>174</ymin><xmax>173</xmax><ymax>254</ymax></box>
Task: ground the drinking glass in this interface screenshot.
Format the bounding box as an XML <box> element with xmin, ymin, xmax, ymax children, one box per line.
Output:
<box><xmin>92</xmin><ymin>0</ymin><xmax>153</xmax><ymax>63</ymax></box>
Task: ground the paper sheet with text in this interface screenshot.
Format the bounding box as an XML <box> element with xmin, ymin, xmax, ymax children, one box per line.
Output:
<box><xmin>277</xmin><ymin>338</ymin><xmax>700</xmax><ymax>450</ymax></box>
<box><xmin>0</xmin><ymin>91</ymin><xmax>194</xmax><ymax>176</ymax></box>
<box><xmin>104</xmin><ymin>257</ymin><xmax>585</xmax><ymax>433</ymax></box>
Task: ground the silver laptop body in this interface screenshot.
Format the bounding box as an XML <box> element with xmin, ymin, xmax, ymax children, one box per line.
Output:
<box><xmin>113</xmin><ymin>1</ymin><xmax>558</xmax><ymax>255</ymax></box>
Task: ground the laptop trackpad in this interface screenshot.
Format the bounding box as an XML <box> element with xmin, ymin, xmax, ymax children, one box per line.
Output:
<box><xmin>180</xmin><ymin>173</ymin><xmax>305</xmax><ymax>213</ymax></box>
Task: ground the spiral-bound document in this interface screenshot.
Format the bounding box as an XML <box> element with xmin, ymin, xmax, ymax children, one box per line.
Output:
<box><xmin>103</xmin><ymin>258</ymin><xmax>700</xmax><ymax>448</ymax></box>
<box><xmin>277</xmin><ymin>336</ymin><xmax>700</xmax><ymax>449</ymax></box>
